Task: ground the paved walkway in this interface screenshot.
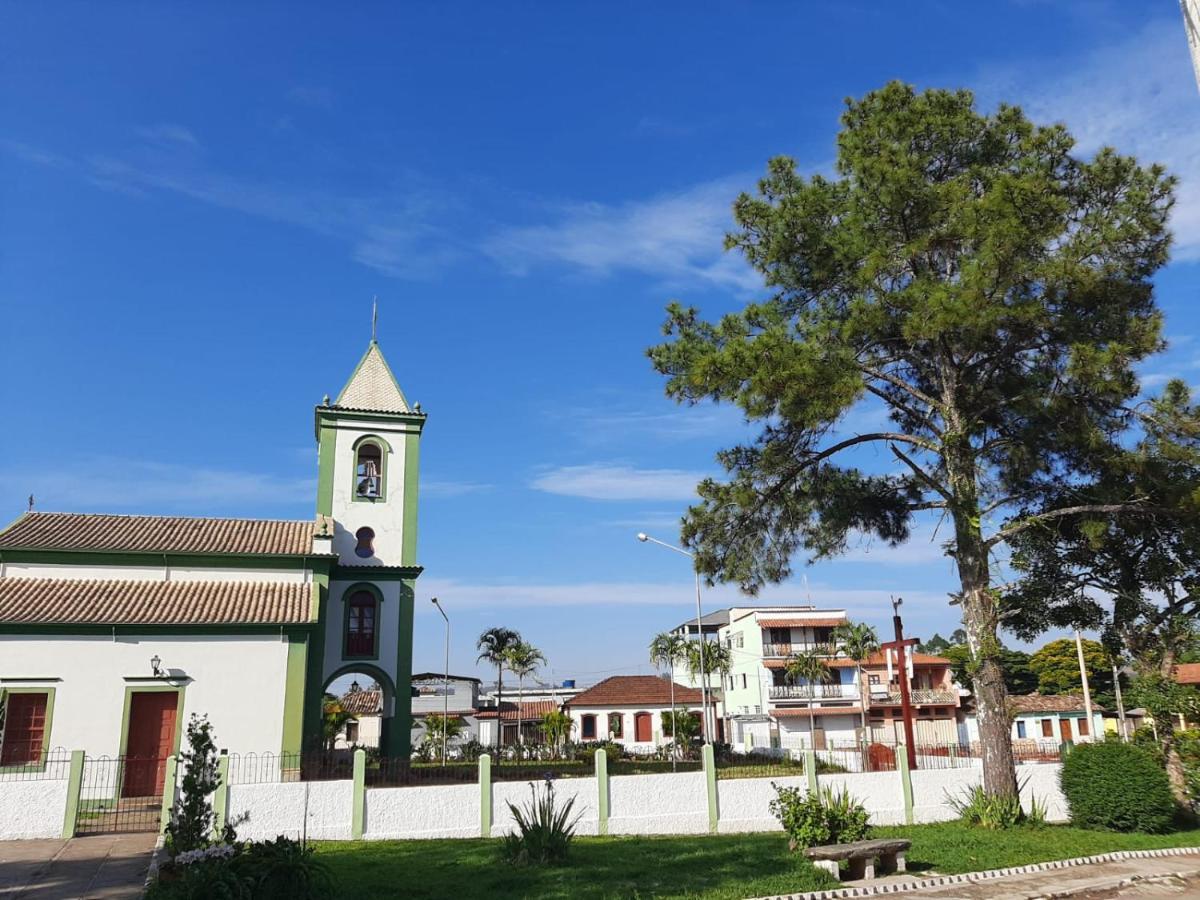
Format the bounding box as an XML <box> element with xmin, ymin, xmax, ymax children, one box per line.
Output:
<box><xmin>0</xmin><ymin>834</ymin><xmax>156</xmax><ymax>900</ymax></box>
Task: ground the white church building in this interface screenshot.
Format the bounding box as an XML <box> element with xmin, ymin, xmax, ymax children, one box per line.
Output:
<box><xmin>0</xmin><ymin>339</ymin><xmax>425</xmax><ymax>770</ymax></box>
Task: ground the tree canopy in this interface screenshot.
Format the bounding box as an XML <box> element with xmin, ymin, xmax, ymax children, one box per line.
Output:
<box><xmin>649</xmin><ymin>81</ymin><xmax>1175</xmax><ymax>796</ymax></box>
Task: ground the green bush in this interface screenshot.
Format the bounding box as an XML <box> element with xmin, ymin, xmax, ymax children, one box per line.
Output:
<box><xmin>500</xmin><ymin>778</ymin><xmax>583</xmax><ymax>866</ymax></box>
<box><xmin>768</xmin><ymin>783</ymin><xmax>869</xmax><ymax>851</ymax></box>
<box><xmin>947</xmin><ymin>784</ymin><xmax>1026</xmax><ymax>829</ymax></box>
<box><xmin>1060</xmin><ymin>741</ymin><xmax>1176</xmax><ymax>833</ymax></box>
<box><xmin>232</xmin><ymin>836</ymin><xmax>333</xmax><ymax>900</ymax></box>
<box><xmin>147</xmin><ymin>858</ymin><xmax>249</xmax><ymax>900</ymax></box>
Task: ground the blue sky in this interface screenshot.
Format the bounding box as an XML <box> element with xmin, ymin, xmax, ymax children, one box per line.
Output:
<box><xmin>2</xmin><ymin>2</ymin><xmax>1199</xmax><ymax>685</ymax></box>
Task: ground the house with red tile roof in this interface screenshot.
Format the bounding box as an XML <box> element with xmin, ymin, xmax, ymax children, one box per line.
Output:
<box><xmin>0</xmin><ymin>339</ymin><xmax>428</xmax><ymax>784</ymax></box>
<box><xmin>563</xmin><ymin>675</ymin><xmax>712</xmax><ymax>752</ymax></box>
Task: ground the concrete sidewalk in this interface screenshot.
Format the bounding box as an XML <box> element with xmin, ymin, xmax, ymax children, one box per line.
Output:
<box><xmin>0</xmin><ymin>834</ymin><xmax>156</xmax><ymax>900</ymax></box>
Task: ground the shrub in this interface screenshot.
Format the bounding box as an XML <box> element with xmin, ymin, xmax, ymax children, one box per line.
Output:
<box><xmin>1060</xmin><ymin>740</ymin><xmax>1175</xmax><ymax>833</ymax></box>
<box><xmin>499</xmin><ymin>778</ymin><xmax>582</xmax><ymax>866</ymax></box>
<box><xmin>946</xmin><ymin>784</ymin><xmax>1026</xmax><ymax>829</ymax></box>
<box><xmin>147</xmin><ymin>857</ymin><xmax>249</xmax><ymax>900</ymax></box>
<box><xmin>232</xmin><ymin>836</ymin><xmax>333</xmax><ymax>900</ymax></box>
<box><xmin>165</xmin><ymin>715</ymin><xmax>237</xmax><ymax>855</ymax></box>
<box><xmin>768</xmin><ymin>783</ymin><xmax>869</xmax><ymax>851</ymax></box>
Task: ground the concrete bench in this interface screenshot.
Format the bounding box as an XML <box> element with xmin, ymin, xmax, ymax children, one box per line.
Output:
<box><xmin>803</xmin><ymin>838</ymin><xmax>912</xmax><ymax>881</ymax></box>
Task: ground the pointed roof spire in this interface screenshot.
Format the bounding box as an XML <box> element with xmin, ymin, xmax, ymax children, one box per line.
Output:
<box><xmin>335</xmin><ymin>340</ymin><xmax>411</xmax><ymax>413</ymax></box>
<box><xmin>371</xmin><ymin>296</ymin><xmax>378</xmax><ymax>343</ymax></box>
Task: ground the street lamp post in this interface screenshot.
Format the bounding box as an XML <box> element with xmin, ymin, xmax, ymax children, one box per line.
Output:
<box><xmin>431</xmin><ymin>597</ymin><xmax>450</xmax><ymax>766</ymax></box>
<box><xmin>637</xmin><ymin>533</ymin><xmax>712</xmax><ymax>744</ymax></box>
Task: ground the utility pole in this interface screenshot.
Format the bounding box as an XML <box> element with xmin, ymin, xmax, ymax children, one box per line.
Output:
<box><xmin>1112</xmin><ymin>662</ymin><xmax>1129</xmax><ymax>742</ymax></box>
<box><xmin>880</xmin><ymin>597</ymin><xmax>918</xmax><ymax>771</ymax></box>
<box><xmin>1074</xmin><ymin>630</ymin><xmax>1094</xmax><ymax>741</ymax></box>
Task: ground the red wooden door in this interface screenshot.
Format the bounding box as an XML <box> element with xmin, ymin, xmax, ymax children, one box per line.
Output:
<box><xmin>1058</xmin><ymin>718</ymin><xmax>1072</xmax><ymax>745</ymax></box>
<box><xmin>634</xmin><ymin>712</ymin><xmax>652</xmax><ymax>742</ymax></box>
<box><xmin>123</xmin><ymin>692</ymin><xmax>177</xmax><ymax>797</ymax></box>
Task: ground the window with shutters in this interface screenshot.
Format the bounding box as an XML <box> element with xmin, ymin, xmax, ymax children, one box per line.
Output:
<box><xmin>0</xmin><ymin>691</ymin><xmax>51</xmax><ymax>767</ymax></box>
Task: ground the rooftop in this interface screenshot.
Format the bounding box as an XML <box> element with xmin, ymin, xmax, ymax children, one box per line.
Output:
<box><xmin>0</xmin><ymin>512</ymin><xmax>319</xmax><ymax>557</ymax></box>
<box><xmin>332</xmin><ymin>341</ymin><xmax>412</xmax><ymax>414</ymax></box>
<box><xmin>567</xmin><ymin>675</ymin><xmax>705</xmax><ymax>707</ymax></box>
<box><xmin>1175</xmin><ymin>663</ymin><xmax>1200</xmax><ymax>685</ymax></box>
<box><xmin>339</xmin><ymin>688</ymin><xmax>383</xmax><ymax>716</ymax></box>
<box><xmin>475</xmin><ymin>700</ymin><xmax>560</xmax><ymax>721</ymax></box>
<box><xmin>1010</xmin><ymin>693</ymin><xmax>1099</xmax><ymax>714</ymax></box>
<box><xmin>0</xmin><ymin>577</ymin><xmax>312</xmax><ymax>626</ymax></box>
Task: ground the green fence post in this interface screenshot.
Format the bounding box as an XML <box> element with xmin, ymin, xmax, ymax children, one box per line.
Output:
<box><xmin>896</xmin><ymin>743</ymin><xmax>914</xmax><ymax>825</ymax></box>
<box><xmin>61</xmin><ymin>750</ymin><xmax>85</xmax><ymax>839</ymax></box>
<box><xmin>702</xmin><ymin>743</ymin><xmax>718</xmax><ymax>834</ymax></box>
<box><xmin>479</xmin><ymin>754</ymin><xmax>493</xmax><ymax>837</ymax></box>
<box><xmin>804</xmin><ymin>748</ymin><xmax>818</xmax><ymax>793</ymax></box>
<box><xmin>351</xmin><ymin>748</ymin><xmax>366</xmax><ymax>840</ymax></box>
<box><xmin>595</xmin><ymin>749</ymin><xmax>609</xmax><ymax>836</ymax></box>
<box><xmin>159</xmin><ymin>755</ymin><xmax>178</xmax><ymax>834</ymax></box>
<box><xmin>212</xmin><ymin>752</ymin><xmax>230</xmax><ymax>838</ymax></box>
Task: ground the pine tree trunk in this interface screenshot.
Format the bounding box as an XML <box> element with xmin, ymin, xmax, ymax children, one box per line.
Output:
<box><xmin>947</xmin><ymin>442</ymin><xmax>1018</xmax><ymax>799</ymax></box>
<box><xmin>1155</xmin><ymin>653</ymin><xmax>1190</xmax><ymax>804</ymax></box>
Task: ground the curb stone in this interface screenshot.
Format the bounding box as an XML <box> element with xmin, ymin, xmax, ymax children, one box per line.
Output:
<box><xmin>748</xmin><ymin>846</ymin><xmax>1200</xmax><ymax>900</ymax></box>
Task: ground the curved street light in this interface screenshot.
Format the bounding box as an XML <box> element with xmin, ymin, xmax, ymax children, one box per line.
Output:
<box><xmin>636</xmin><ymin>532</ymin><xmax>712</xmax><ymax>745</ymax></box>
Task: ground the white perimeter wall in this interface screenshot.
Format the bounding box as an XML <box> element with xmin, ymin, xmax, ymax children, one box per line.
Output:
<box><xmin>0</xmin><ymin>780</ymin><xmax>68</xmax><ymax>840</ymax></box>
<box><xmin>229</xmin><ymin>781</ymin><xmax>353</xmax><ymax>841</ymax></box>
<box><xmin>87</xmin><ymin>762</ymin><xmax>1069</xmax><ymax>845</ymax></box>
<box><xmin>609</xmin><ymin>772</ymin><xmax>707</xmax><ymax>834</ymax></box>
<box><xmin>1</xmin><ymin>633</ymin><xmax>291</xmax><ymax>756</ymax></box>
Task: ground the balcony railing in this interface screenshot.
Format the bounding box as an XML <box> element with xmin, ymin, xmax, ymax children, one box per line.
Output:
<box><xmin>869</xmin><ymin>688</ymin><xmax>957</xmax><ymax>706</ymax></box>
<box><xmin>768</xmin><ymin>683</ymin><xmax>860</xmax><ymax>701</ymax></box>
<box><xmin>762</xmin><ymin>642</ymin><xmax>838</xmax><ymax>658</ymax></box>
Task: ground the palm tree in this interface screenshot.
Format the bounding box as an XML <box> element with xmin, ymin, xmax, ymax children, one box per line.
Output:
<box><xmin>539</xmin><ymin>710</ymin><xmax>574</xmax><ymax>756</ymax></box>
<box><xmin>503</xmin><ymin>640</ymin><xmax>546</xmax><ymax>752</ymax></box>
<box><xmin>649</xmin><ymin>632</ymin><xmax>690</xmax><ymax>766</ymax></box>
<box><xmin>832</xmin><ymin>621</ymin><xmax>880</xmax><ymax>742</ymax></box>
<box><xmin>477</xmin><ymin>627</ymin><xmax>521</xmax><ymax>751</ymax></box>
<box><xmin>685</xmin><ymin>641</ymin><xmax>732</xmax><ymax>741</ymax></box>
<box><xmin>785</xmin><ymin>649</ymin><xmax>832</xmax><ymax>750</ymax></box>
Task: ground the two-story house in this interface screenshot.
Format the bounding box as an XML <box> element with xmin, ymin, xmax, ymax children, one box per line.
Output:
<box><xmin>718</xmin><ymin>606</ymin><xmax>859</xmax><ymax>751</ymax></box>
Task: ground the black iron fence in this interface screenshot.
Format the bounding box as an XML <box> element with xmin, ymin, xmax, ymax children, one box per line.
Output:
<box><xmin>76</xmin><ymin>754</ymin><xmax>172</xmax><ymax>835</ymax></box>
<box><xmin>0</xmin><ymin>746</ymin><xmax>72</xmax><ymax>781</ymax></box>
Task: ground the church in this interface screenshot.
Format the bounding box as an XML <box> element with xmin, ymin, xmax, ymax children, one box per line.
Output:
<box><xmin>0</xmin><ymin>339</ymin><xmax>424</xmax><ymax>767</ymax></box>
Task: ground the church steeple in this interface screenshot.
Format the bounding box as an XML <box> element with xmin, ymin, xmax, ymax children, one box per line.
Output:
<box><xmin>334</xmin><ymin>341</ymin><xmax>412</xmax><ymax>414</ymax></box>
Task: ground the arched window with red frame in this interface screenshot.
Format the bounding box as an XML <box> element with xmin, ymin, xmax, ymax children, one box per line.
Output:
<box><xmin>345</xmin><ymin>589</ymin><xmax>379</xmax><ymax>658</ymax></box>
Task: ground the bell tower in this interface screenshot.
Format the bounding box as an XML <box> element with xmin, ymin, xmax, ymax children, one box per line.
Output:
<box><xmin>307</xmin><ymin>338</ymin><xmax>425</xmax><ymax>755</ymax></box>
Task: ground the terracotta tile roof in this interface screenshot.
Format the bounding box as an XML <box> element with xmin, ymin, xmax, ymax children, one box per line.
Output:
<box><xmin>475</xmin><ymin>700</ymin><xmax>559</xmax><ymax>721</ymax></box>
<box><xmin>0</xmin><ymin>577</ymin><xmax>312</xmax><ymax>625</ymax></box>
<box><xmin>757</xmin><ymin>618</ymin><xmax>846</xmax><ymax>628</ymax></box>
<box><xmin>0</xmin><ymin>512</ymin><xmax>318</xmax><ymax>556</ymax></box>
<box><xmin>1010</xmin><ymin>693</ymin><xmax>1095</xmax><ymax>714</ymax></box>
<box><xmin>1175</xmin><ymin>663</ymin><xmax>1200</xmax><ymax>685</ymax></box>
<box><xmin>414</xmin><ymin>709</ymin><xmax>477</xmax><ymax>718</ymax></box>
<box><xmin>339</xmin><ymin>689</ymin><xmax>383</xmax><ymax>716</ymax></box>
<box><xmin>566</xmin><ymin>675</ymin><xmax>704</xmax><ymax>708</ymax></box>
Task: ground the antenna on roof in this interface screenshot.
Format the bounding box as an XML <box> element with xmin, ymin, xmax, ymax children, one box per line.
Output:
<box><xmin>371</xmin><ymin>296</ymin><xmax>378</xmax><ymax>343</ymax></box>
<box><xmin>27</xmin><ymin>494</ymin><xmax>34</xmax><ymax>512</ymax></box>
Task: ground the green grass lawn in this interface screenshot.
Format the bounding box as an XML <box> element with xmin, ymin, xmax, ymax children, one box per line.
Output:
<box><xmin>316</xmin><ymin>825</ymin><xmax>1200</xmax><ymax>899</ymax></box>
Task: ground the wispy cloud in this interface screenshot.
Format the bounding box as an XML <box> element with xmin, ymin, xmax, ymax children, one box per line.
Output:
<box><xmin>531</xmin><ymin>463</ymin><xmax>707</xmax><ymax>502</ymax></box>
<box><xmin>563</xmin><ymin>401</ymin><xmax>747</xmax><ymax>445</ymax></box>
<box><xmin>0</xmin><ymin>457</ymin><xmax>312</xmax><ymax>515</ymax></box>
<box><xmin>2</xmin><ymin>139</ymin><xmax>462</xmax><ymax>280</ymax></box>
<box><xmin>135</xmin><ymin>124</ymin><xmax>199</xmax><ymax>147</ymax></box>
<box><xmin>982</xmin><ymin>18</ymin><xmax>1200</xmax><ymax>260</ymax></box>
<box><xmin>483</xmin><ymin>177</ymin><xmax>761</xmax><ymax>291</ymax></box>
<box><xmin>286</xmin><ymin>85</ymin><xmax>336</xmax><ymax>109</ymax></box>
<box><xmin>423</xmin><ymin>479</ymin><xmax>493</xmax><ymax>498</ymax></box>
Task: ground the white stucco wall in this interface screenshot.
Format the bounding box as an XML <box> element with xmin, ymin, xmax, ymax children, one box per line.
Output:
<box><xmin>493</xmin><ymin>777</ymin><xmax>600</xmax><ymax>837</ymax></box>
<box><xmin>608</xmin><ymin>771</ymin><xmax>707</xmax><ymax>834</ymax></box>
<box><xmin>909</xmin><ymin>765</ymin><xmax>982</xmax><ymax>824</ymax></box>
<box><xmin>1</xmin><ymin>632</ymin><xmax>291</xmax><ymax>756</ymax></box>
<box><xmin>817</xmin><ymin>770</ymin><xmax>907</xmax><ymax>825</ymax></box>
<box><xmin>1019</xmin><ymin>763</ymin><xmax>1069</xmax><ymax>822</ymax></box>
<box><xmin>328</xmin><ymin>420</ymin><xmax>412</xmax><ymax>566</ymax></box>
<box><xmin>0</xmin><ymin>780</ymin><xmax>69</xmax><ymax>840</ymax></box>
<box><xmin>568</xmin><ymin>704</ymin><xmax>702</xmax><ymax>750</ymax></box>
<box><xmin>228</xmin><ymin>781</ymin><xmax>352</xmax><ymax>841</ymax></box>
<box><xmin>364</xmin><ymin>782</ymin><xmax>478</xmax><ymax>839</ymax></box>
<box><xmin>717</xmin><ymin>773</ymin><xmax>807</xmax><ymax>834</ymax></box>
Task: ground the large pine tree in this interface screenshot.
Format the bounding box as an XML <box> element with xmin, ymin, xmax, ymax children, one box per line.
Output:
<box><xmin>649</xmin><ymin>82</ymin><xmax>1175</xmax><ymax>797</ymax></box>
